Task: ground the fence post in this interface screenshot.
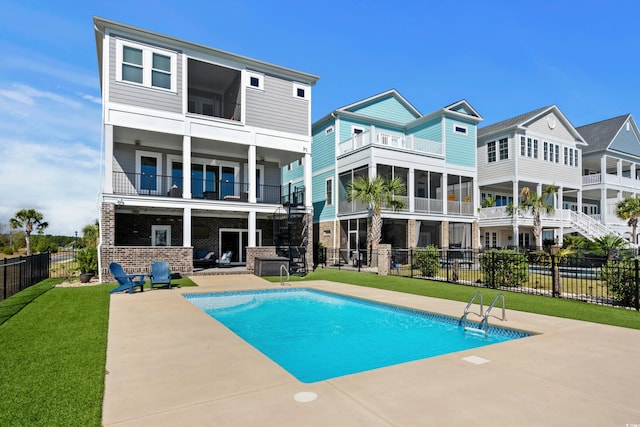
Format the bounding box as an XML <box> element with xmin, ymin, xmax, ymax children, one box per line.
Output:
<box><xmin>635</xmin><ymin>258</ymin><xmax>639</xmax><ymax>311</ymax></box>
<box><xmin>2</xmin><ymin>258</ymin><xmax>7</xmax><ymax>300</ymax></box>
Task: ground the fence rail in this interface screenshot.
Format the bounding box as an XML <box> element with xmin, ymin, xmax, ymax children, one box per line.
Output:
<box><xmin>1</xmin><ymin>253</ymin><xmax>51</xmax><ymax>301</ymax></box>
<box><xmin>317</xmin><ymin>247</ymin><xmax>640</xmax><ymax>311</ymax></box>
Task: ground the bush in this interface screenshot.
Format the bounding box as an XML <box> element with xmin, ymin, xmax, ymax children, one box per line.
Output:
<box><xmin>601</xmin><ymin>258</ymin><xmax>640</xmax><ymax>307</ymax></box>
<box><xmin>414</xmin><ymin>245</ymin><xmax>440</xmax><ymax>277</ymax></box>
<box><xmin>77</xmin><ymin>246</ymin><xmax>98</xmax><ymax>274</ymax></box>
<box><xmin>480</xmin><ymin>249</ymin><xmax>528</xmax><ymax>288</ymax></box>
<box><xmin>2</xmin><ymin>247</ymin><xmax>14</xmax><ymax>255</ymax></box>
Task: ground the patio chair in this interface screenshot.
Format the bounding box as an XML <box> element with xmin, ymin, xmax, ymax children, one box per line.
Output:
<box><xmin>193</xmin><ymin>251</ymin><xmax>216</xmax><ymax>268</ymax></box>
<box><xmin>216</xmin><ymin>250</ymin><xmax>233</xmax><ymax>267</ymax></box>
<box><xmin>109</xmin><ymin>262</ymin><xmax>145</xmax><ymax>294</ymax></box>
<box><xmin>150</xmin><ymin>261</ymin><xmax>174</xmax><ymax>290</ymax></box>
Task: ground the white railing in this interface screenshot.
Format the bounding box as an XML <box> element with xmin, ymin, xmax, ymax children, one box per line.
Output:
<box><xmin>582</xmin><ymin>174</ymin><xmax>601</xmax><ymax>185</ymax></box>
<box><xmin>338</xmin><ymin>129</ymin><xmax>442</xmax><ymax>158</ymax></box>
<box><xmin>583</xmin><ymin>172</ymin><xmax>640</xmax><ymax>189</ymax></box>
<box><xmin>414</xmin><ymin>197</ymin><xmax>443</xmax><ymax>213</ymax></box>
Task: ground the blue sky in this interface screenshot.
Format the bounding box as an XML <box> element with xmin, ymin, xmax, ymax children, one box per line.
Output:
<box><xmin>1</xmin><ymin>0</ymin><xmax>639</xmax><ymax>235</ymax></box>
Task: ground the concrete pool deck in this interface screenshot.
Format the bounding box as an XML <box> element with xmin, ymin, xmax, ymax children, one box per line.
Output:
<box><xmin>103</xmin><ymin>275</ymin><xmax>640</xmax><ymax>426</ymax></box>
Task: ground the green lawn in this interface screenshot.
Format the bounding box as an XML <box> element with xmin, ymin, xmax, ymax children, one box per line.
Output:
<box><xmin>1</xmin><ymin>270</ymin><xmax>639</xmax><ymax>426</ymax></box>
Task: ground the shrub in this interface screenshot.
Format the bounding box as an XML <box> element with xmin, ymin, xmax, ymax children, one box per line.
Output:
<box><xmin>414</xmin><ymin>245</ymin><xmax>440</xmax><ymax>277</ymax></box>
<box><xmin>2</xmin><ymin>247</ymin><xmax>14</xmax><ymax>255</ymax></box>
<box><xmin>77</xmin><ymin>246</ymin><xmax>98</xmax><ymax>274</ymax></box>
<box><xmin>601</xmin><ymin>258</ymin><xmax>640</xmax><ymax>307</ymax></box>
<box><xmin>480</xmin><ymin>249</ymin><xmax>528</xmax><ymax>288</ymax></box>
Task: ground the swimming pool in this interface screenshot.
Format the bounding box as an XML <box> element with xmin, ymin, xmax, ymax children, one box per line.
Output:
<box><xmin>184</xmin><ymin>288</ymin><xmax>529</xmax><ymax>383</ymax></box>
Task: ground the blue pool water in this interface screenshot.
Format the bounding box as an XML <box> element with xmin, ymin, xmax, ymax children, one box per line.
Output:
<box><xmin>184</xmin><ymin>289</ymin><xmax>529</xmax><ymax>383</ymax></box>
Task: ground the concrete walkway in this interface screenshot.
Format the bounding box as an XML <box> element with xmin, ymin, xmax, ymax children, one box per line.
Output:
<box><xmin>103</xmin><ymin>275</ymin><xmax>640</xmax><ymax>426</ymax></box>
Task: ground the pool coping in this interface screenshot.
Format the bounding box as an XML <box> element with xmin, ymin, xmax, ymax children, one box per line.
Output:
<box><xmin>103</xmin><ymin>275</ymin><xmax>640</xmax><ymax>426</ymax></box>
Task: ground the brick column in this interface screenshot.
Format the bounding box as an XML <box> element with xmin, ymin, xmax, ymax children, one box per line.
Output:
<box><xmin>377</xmin><ymin>244</ymin><xmax>391</xmax><ymax>276</ymax></box>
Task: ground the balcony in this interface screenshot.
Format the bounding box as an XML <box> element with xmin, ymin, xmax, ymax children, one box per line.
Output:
<box><xmin>112</xmin><ymin>171</ymin><xmax>282</xmax><ymax>204</ymax></box>
<box><xmin>187</xmin><ymin>59</ymin><xmax>241</xmax><ymax>122</ymax></box>
<box><xmin>338</xmin><ymin>129</ymin><xmax>443</xmax><ymax>158</ymax></box>
<box><xmin>582</xmin><ymin>173</ymin><xmax>640</xmax><ymax>189</ymax></box>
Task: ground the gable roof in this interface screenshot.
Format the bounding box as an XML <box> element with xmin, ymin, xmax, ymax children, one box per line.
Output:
<box><xmin>576</xmin><ymin>114</ymin><xmax>630</xmax><ymax>153</ymax></box>
<box><xmin>336</xmin><ymin>89</ymin><xmax>422</xmax><ymax>118</ymax></box>
<box><xmin>443</xmin><ymin>100</ymin><xmax>483</xmax><ymax>120</ymax></box>
<box><xmin>478</xmin><ymin>105</ymin><xmax>552</xmax><ymax>137</ymax></box>
<box><xmin>478</xmin><ymin>105</ymin><xmax>586</xmax><ymax>144</ymax></box>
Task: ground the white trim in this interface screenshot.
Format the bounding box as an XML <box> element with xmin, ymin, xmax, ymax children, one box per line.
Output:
<box><xmin>292</xmin><ymin>82</ymin><xmax>309</xmax><ymax>100</ymax></box>
<box><xmin>135</xmin><ymin>150</ymin><xmax>163</xmax><ymax>195</ymax></box>
<box><xmin>325</xmin><ymin>177</ymin><xmax>334</xmax><ymax>206</ymax></box>
<box><xmin>115</xmin><ymin>38</ymin><xmax>177</xmax><ymax>92</ymax></box>
<box><xmin>453</xmin><ymin>124</ymin><xmax>468</xmax><ymax>135</ymax></box>
<box><xmin>246</xmin><ymin>70</ymin><xmax>264</xmax><ymax>91</ymax></box>
<box><xmin>151</xmin><ymin>225</ymin><xmax>171</xmax><ymax>247</ymax></box>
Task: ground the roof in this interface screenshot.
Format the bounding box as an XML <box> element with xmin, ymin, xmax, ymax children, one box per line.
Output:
<box><xmin>576</xmin><ymin>114</ymin><xmax>630</xmax><ymax>153</ymax></box>
<box><xmin>93</xmin><ymin>16</ymin><xmax>320</xmax><ymax>90</ymax></box>
<box><xmin>478</xmin><ymin>105</ymin><xmax>553</xmax><ymax>137</ymax></box>
<box><xmin>336</xmin><ymin>89</ymin><xmax>422</xmax><ymax>117</ymax></box>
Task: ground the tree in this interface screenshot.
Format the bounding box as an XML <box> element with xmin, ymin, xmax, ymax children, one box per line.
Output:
<box><xmin>9</xmin><ymin>209</ymin><xmax>48</xmax><ymax>256</ymax></box>
<box><xmin>615</xmin><ymin>195</ymin><xmax>640</xmax><ymax>245</ymax></box>
<box><xmin>346</xmin><ymin>175</ymin><xmax>406</xmax><ymax>251</ymax></box>
<box><xmin>519</xmin><ymin>186</ymin><xmax>556</xmax><ymax>249</ymax></box>
<box><xmin>81</xmin><ymin>220</ymin><xmax>99</xmax><ymax>248</ymax></box>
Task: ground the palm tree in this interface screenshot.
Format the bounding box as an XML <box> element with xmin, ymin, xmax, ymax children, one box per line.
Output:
<box><xmin>346</xmin><ymin>175</ymin><xmax>406</xmax><ymax>250</ymax></box>
<box><xmin>9</xmin><ymin>209</ymin><xmax>48</xmax><ymax>256</ymax></box>
<box><xmin>519</xmin><ymin>186</ymin><xmax>556</xmax><ymax>249</ymax></box>
<box><xmin>615</xmin><ymin>195</ymin><xmax>640</xmax><ymax>245</ymax></box>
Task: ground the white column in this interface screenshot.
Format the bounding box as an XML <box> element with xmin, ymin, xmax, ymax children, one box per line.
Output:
<box><xmin>577</xmin><ymin>189</ymin><xmax>582</xmax><ymax>215</ymax></box>
<box><xmin>104</xmin><ymin>124</ymin><xmax>114</xmax><ymax>194</ymax></box>
<box><xmin>408</xmin><ymin>168</ymin><xmax>415</xmax><ymax>213</ymax></box>
<box><xmin>248</xmin><ymin>211</ymin><xmax>256</xmax><ymax>247</ymax></box>
<box><xmin>248</xmin><ymin>145</ymin><xmax>256</xmax><ymax>203</ymax></box>
<box><xmin>442</xmin><ymin>173</ymin><xmax>448</xmax><ymax>215</ymax></box>
<box><xmin>601</xmin><ymin>187</ymin><xmax>607</xmax><ymax>225</ymax></box>
<box><xmin>304</xmin><ymin>152</ymin><xmax>312</xmax><ymax>207</ymax></box>
<box><xmin>183</xmin><ymin>207</ymin><xmax>191</xmax><ymax>248</ymax></box>
<box><xmin>512</xmin><ymin>180</ymin><xmax>519</xmax><ymax>248</ymax></box>
<box><xmin>557</xmin><ymin>186</ymin><xmax>563</xmax><ymax>210</ymax></box>
<box><xmin>617</xmin><ymin>159</ymin><xmax>623</xmax><ymax>182</ymax></box>
<box><xmin>183</xmin><ymin>136</ymin><xmax>192</xmax><ymax>198</ymax></box>
<box><xmin>600</xmin><ymin>155</ymin><xmax>606</xmax><ymax>176</ymax></box>
<box><xmin>631</xmin><ymin>163</ymin><xmax>636</xmax><ymax>181</ymax></box>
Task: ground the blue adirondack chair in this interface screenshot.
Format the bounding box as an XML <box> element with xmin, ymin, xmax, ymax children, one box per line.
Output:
<box><xmin>150</xmin><ymin>261</ymin><xmax>173</xmax><ymax>290</ymax></box>
<box><xmin>109</xmin><ymin>262</ymin><xmax>146</xmax><ymax>294</ymax></box>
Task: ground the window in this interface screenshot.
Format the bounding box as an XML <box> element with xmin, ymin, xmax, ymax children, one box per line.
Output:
<box><xmin>527</xmin><ymin>138</ymin><xmax>532</xmax><ymax>157</ymax></box>
<box><xmin>544</xmin><ymin>142</ymin><xmax>548</xmax><ymax>161</ymax></box>
<box><xmin>454</xmin><ymin>125</ymin><xmax>467</xmax><ymax>135</ymax></box>
<box><xmin>549</xmin><ymin>144</ymin><xmax>554</xmax><ymax>163</ymax></box>
<box><xmin>521</xmin><ymin>137</ymin><xmax>538</xmax><ymax>158</ymax></box>
<box><xmin>326</xmin><ymin>178</ymin><xmax>333</xmax><ymax>206</ymax></box>
<box><xmin>533</xmin><ymin>139</ymin><xmax>538</xmax><ymax>159</ymax></box>
<box><xmin>246</xmin><ymin>71</ymin><xmax>264</xmax><ymax>90</ymax></box>
<box><xmin>520</xmin><ymin>136</ymin><xmax>525</xmax><ymax>156</ymax></box>
<box><xmin>151</xmin><ymin>225</ymin><xmax>171</xmax><ymax>247</ymax></box>
<box><xmin>292</xmin><ymin>82</ymin><xmax>309</xmax><ymax>99</ymax></box>
<box><xmin>555</xmin><ymin>144</ymin><xmax>560</xmax><ymax>163</ymax></box>
<box><xmin>487</xmin><ymin>141</ymin><xmax>496</xmax><ymax>162</ymax></box>
<box><xmin>498</xmin><ymin>138</ymin><xmax>508</xmax><ymax>160</ymax></box>
<box><xmin>116</xmin><ymin>39</ymin><xmax>177</xmax><ymax>91</ymax></box>
<box><xmin>564</xmin><ymin>147</ymin><xmax>568</xmax><ymax>165</ymax></box>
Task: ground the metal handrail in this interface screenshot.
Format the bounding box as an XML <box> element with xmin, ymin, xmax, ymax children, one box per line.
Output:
<box><xmin>480</xmin><ymin>294</ymin><xmax>506</xmax><ymax>331</ymax></box>
<box><xmin>280</xmin><ymin>264</ymin><xmax>290</xmax><ymax>286</ymax></box>
<box><xmin>0</xmin><ymin>260</ymin><xmax>27</xmax><ymax>268</ymax></box>
<box><xmin>459</xmin><ymin>291</ymin><xmax>483</xmax><ymax>328</ymax></box>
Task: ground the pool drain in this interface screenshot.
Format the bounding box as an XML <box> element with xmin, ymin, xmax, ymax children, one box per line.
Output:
<box><xmin>294</xmin><ymin>392</ymin><xmax>318</xmax><ymax>402</ymax></box>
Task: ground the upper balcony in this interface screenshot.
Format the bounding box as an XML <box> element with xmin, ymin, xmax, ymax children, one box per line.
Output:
<box><xmin>187</xmin><ymin>59</ymin><xmax>241</xmax><ymax>122</ymax></box>
<box><xmin>338</xmin><ymin>129</ymin><xmax>443</xmax><ymax>158</ymax></box>
<box><xmin>582</xmin><ymin>173</ymin><xmax>640</xmax><ymax>190</ymax></box>
<box><xmin>112</xmin><ymin>171</ymin><xmax>290</xmax><ymax>205</ymax></box>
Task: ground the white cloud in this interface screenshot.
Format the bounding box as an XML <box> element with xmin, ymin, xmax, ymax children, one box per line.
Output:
<box><xmin>0</xmin><ymin>81</ymin><xmax>102</xmax><ymax>236</ymax></box>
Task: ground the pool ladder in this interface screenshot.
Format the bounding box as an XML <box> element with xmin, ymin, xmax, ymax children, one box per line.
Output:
<box><xmin>459</xmin><ymin>292</ymin><xmax>506</xmax><ymax>337</ymax></box>
<box><xmin>280</xmin><ymin>264</ymin><xmax>291</xmax><ymax>286</ymax></box>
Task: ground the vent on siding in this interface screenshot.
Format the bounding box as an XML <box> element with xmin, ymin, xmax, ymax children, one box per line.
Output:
<box><xmin>325</xmin><ymin>126</ymin><xmax>334</xmax><ymax>135</ymax></box>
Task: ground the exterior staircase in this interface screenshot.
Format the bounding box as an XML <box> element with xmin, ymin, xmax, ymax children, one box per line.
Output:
<box><xmin>273</xmin><ymin>185</ymin><xmax>308</xmax><ymax>275</ymax></box>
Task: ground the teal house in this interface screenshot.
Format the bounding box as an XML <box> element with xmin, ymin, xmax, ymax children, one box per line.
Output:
<box><xmin>298</xmin><ymin>89</ymin><xmax>482</xmax><ymax>263</ymax></box>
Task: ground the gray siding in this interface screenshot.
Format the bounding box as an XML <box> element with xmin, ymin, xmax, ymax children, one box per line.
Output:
<box><xmin>477</xmin><ymin>138</ymin><xmax>515</xmax><ymax>184</ymax></box>
<box><xmin>245</xmin><ymin>74</ymin><xmax>308</xmax><ymax>135</ymax></box>
<box><xmin>108</xmin><ymin>36</ymin><xmax>183</xmax><ymax>114</ymax></box>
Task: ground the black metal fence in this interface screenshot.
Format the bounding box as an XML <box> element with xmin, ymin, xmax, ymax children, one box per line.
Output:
<box><xmin>0</xmin><ymin>253</ymin><xmax>51</xmax><ymax>301</ymax></box>
<box><xmin>317</xmin><ymin>247</ymin><xmax>640</xmax><ymax>311</ymax></box>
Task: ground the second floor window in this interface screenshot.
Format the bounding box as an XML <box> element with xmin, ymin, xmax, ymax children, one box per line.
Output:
<box><xmin>487</xmin><ymin>141</ymin><xmax>497</xmax><ymax>163</ymax></box>
<box><xmin>326</xmin><ymin>178</ymin><xmax>333</xmax><ymax>206</ymax></box>
<box><xmin>498</xmin><ymin>138</ymin><xmax>508</xmax><ymax>160</ymax></box>
<box><xmin>117</xmin><ymin>39</ymin><xmax>177</xmax><ymax>91</ymax></box>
